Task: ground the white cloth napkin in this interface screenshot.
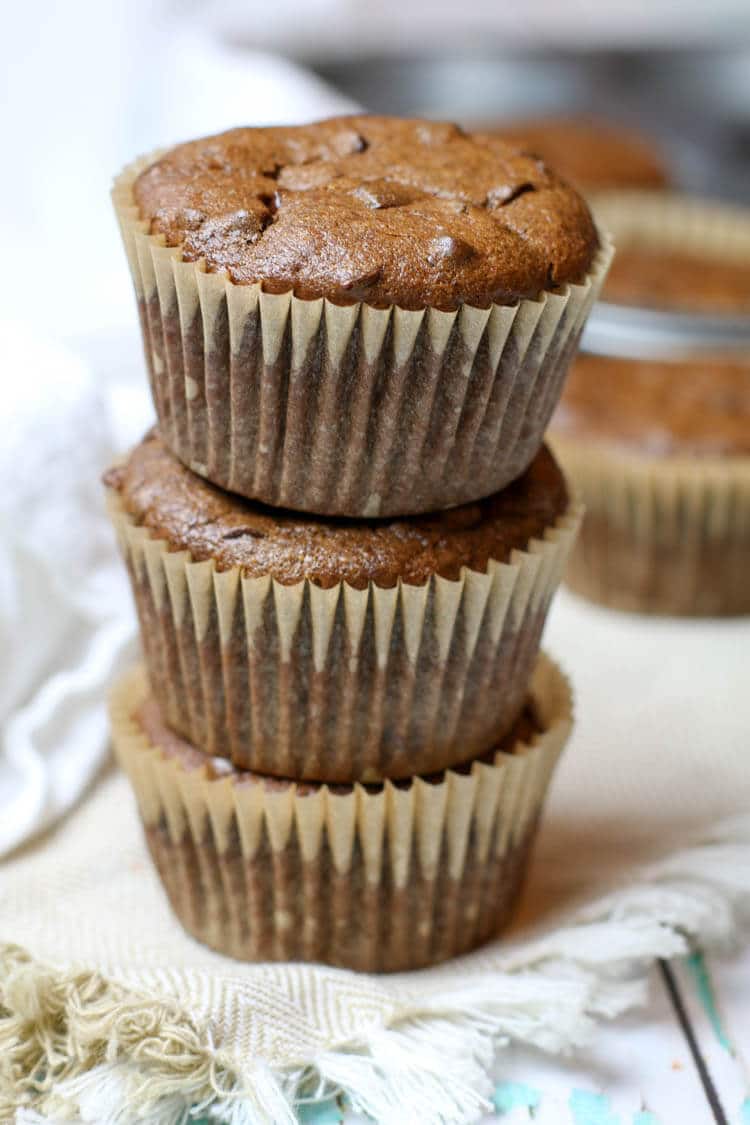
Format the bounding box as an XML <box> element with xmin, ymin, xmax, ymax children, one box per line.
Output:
<box><xmin>0</xmin><ymin>325</ymin><xmax>137</xmax><ymax>856</ymax></box>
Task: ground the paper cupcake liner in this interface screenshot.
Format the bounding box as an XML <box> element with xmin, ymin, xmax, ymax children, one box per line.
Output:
<box><xmin>110</xmin><ymin>654</ymin><xmax>572</xmax><ymax>972</ymax></box>
<box><xmin>112</xmin><ymin>153</ymin><xmax>612</xmax><ymax>517</ymax></box>
<box><xmin>551</xmin><ymin>439</ymin><xmax>750</xmax><ymax>615</ymax></box>
<box><xmin>590</xmin><ymin>191</ymin><xmax>750</xmax><ymax>261</ymax></box>
<box><xmin>107</xmin><ymin>490</ymin><xmax>581</xmax><ymax>781</ymax></box>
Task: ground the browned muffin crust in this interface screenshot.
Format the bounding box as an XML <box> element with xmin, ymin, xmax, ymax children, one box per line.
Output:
<box><xmin>135</xmin><ymin>696</ymin><xmax>542</xmax><ymax>790</ymax></box>
<box><xmin>553</xmin><ymin>352</ymin><xmax>750</xmax><ymax>456</ymax></box>
<box><xmin>133</xmin><ymin>115</ymin><xmax>598</xmax><ymax>311</ymax></box>
<box><xmin>486</xmin><ymin>117</ymin><xmax>669</xmax><ymax>193</ymax></box>
<box><xmin>603</xmin><ymin>246</ymin><xmax>750</xmax><ymax>314</ymax></box>
<box><xmin>104</xmin><ymin>431</ymin><xmax>568</xmax><ymax>588</ymax></box>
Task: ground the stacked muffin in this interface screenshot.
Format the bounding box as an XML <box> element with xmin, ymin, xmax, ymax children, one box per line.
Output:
<box><xmin>105</xmin><ymin>116</ymin><xmax>611</xmax><ymax>971</ymax></box>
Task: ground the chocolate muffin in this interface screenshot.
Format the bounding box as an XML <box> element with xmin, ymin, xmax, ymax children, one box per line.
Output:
<box><xmin>110</xmin><ymin>655</ymin><xmax>572</xmax><ymax>972</ymax></box>
<box><xmin>557</xmin><ymin>353</ymin><xmax>750</xmax><ymax>457</ymax></box>
<box><xmin>113</xmin><ymin>115</ymin><xmax>611</xmax><ymax>516</ymax></box>
<box><xmin>603</xmin><ymin>246</ymin><xmax>750</xmax><ymax>314</ymax></box>
<box><xmin>551</xmin><ymin>352</ymin><xmax>750</xmax><ymax>615</ymax></box>
<box><xmin>593</xmin><ymin>191</ymin><xmax>750</xmax><ymax>316</ymax></box>
<box><xmin>133</xmin><ymin>117</ymin><xmax>598</xmax><ymax>309</ymax></box>
<box><xmin>485</xmin><ymin>117</ymin><xmax>670</xmax><ymax>194</ymax></box>
<box><xmin>104</xmin><ymin>431</ymin><xmax>580</xmax><ymax>780</ymax></box>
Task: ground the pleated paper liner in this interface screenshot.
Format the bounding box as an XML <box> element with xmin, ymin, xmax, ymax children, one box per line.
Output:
<box><xmin>112</xmin><ymin>153</ymin><xmax>612</xmax><ymax>517</ymax></box>
<box><xmin>106</xmin><ymin>489</ymin><xmax>581</xmax><ymax>781</ymax></box>
<box><xmin>110</xmin><ymin>654</ymin><xmax>572</xmax><ymax>973</ymax></box>
<box><xmin>590</xmin><ymin>191</ymin><xmax>750</xmax><ymax>263</ymax></box>
<box><xmin>550</xmin><ymin>439</ymin><xmax>750</xmax><ymax>615</ymax></box>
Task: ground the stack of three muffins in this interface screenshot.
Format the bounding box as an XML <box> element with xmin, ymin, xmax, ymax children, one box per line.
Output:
<box><xmin>105</xmin><ymin>116</ymin><xmax>611</xmax><ymax>971</ymax></box>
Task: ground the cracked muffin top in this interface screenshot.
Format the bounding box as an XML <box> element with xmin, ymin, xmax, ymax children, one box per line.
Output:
<box><xmin>104</xmin><ymin>430</ymin><xmax>569</xmax><ymax>589</ymax></box>
<box><xmin>133</xmin><ymin>114</ymin><xmax>598</xmax><ymax>311</ymax></box>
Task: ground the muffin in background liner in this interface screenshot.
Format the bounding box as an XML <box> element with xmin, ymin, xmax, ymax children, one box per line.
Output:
<box><xmin>550</xmin><ymin>193</ymin><xmax>750</xmax><ymax>616</ymax></box>
<box><xmin>484</xmin><ymin>118</ymin><xmax>671</xmax><ymax>196</ymax></box>
<box><xmin>112</xmin><ymin>154</ymin><xmax>612</xmax><ymax>518</ymax></box>
<box><xmin>110</xmin><ymin>654</ymin><xmax>572</xmax><ymax>973</ymax></box>
<box><xmin>105</xmin><ymin>477</ymin><xmax>581</xmax><ymax>783</ymax></box>
<box><xmin>590</xmin><ymin>191</ymin><xmax>750</xmax><ymax>268</ymax></box>
<box><xmin>549</xmin><ymin>441</ymin><xmax>750</xmax><ymax>616</ymax></box>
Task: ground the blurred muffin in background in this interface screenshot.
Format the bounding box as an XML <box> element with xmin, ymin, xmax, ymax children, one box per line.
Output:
<box><xmin>551</xmin><ymin>351</ymin><xmax>750</xmax><ymax>616</ymax></box>
<box><xmin>603</xmin><ymin>244</ymin><xmax>750</xmax><ymax>313</ymax></box>
<box><xmin>550</xmin><ymin>195</ymin><xmax>750</xmax><ymax>617</ymax></box>
<box><xmin>482</xmin><ymin>117</ymin><xmax>670</xmax><ymax>194</ymax></box>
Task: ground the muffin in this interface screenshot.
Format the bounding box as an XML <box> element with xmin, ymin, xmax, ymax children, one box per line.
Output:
<box><xmin>484</xmin><ymin>117</ymin><xmax>670</xmax><ymax>194</ymax></box>
<box><xmin>550</xmin><ymin>194</ymin><xmax>750</xmax><ymax>616</ymax></box>
<box><xmin>594</xmin><ymin>192</ymin><xmax>750</xmax><ymax>314</ymax></box>
<box><xmin>110</xmin><ymin>654</ymin><xmax>572</xmax><ymax>972</ymax></box>
<box><xmin>603</xmin><ymin>245</ymin><xmax>750</xmax><ymax>314</ymax></box>
<box><xmin>112</xmin><ymin>115</ymin><xmax>611</xmax><ymax>517</ymax></box>
<box><xmin>104</xmin><ymin>431</ymin><xmax>580</xmax><ymax>780</ymax></box>
<box><xmin>551</xmin><ymin>353</ymin><xmax>750</xmax><ymax>615</ymax></box>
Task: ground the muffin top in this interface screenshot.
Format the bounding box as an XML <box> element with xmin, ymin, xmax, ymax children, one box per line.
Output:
<box><xmin>135</xmin><ymin>695</ymin><xmax>541</xmax><ymax>793</ymax></box>
<box><xmin>553</xmin><ymin>352</ymin><xmax>750</xmax><ymax>457</ymax></box>
<box><xmin>485</xmin><ymin>117</ymin><xmax>669</xmax><ymax>193</ymax></box>
<box><xmin>133</xmin><ymin>115</ymin><xmax>598</xmax><ymax>310</ymax></box>
<box><xmin>603</xmin><ymin>245</ymin><xmax>750</xmax><ymax>314</ymax></box>
<box><xmin>105</xmin><ymin>431</ymin><xmax>568</xmax><ymax>588</ymax></box>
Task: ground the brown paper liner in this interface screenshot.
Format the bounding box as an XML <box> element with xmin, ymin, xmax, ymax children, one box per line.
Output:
<box><xmin>107</xmin><ymin>490</ymin><xmax>581</xmax><ymax>780</ymax></box>
<box><xmin>112</xmin><ymin>153</ymin><xmax>612</xmax><ymax>517</ymax></box>
<box><xmin>110</xmin><ymin>654</ymin><xmax>572</xmax><ymax>972</ymax></box>
<box><xmin>551</xmin><ymin>439</ymin><xmax>750</xmax><ymax>615</ymax></box>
